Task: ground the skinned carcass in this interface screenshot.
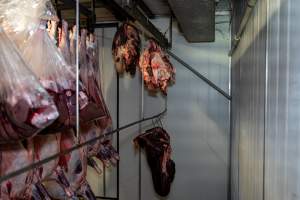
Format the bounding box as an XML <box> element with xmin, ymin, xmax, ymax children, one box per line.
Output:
<box><xmin>79</xmin><ymin>29</ymin><xmax>110</xmax><ymax>124</ymax></box>
<box><xmin>58</xmin><ymin>20</ymin><xmax>71</xmax><ymax>66</ymax></box>
<box><xmin>0</xmin><ymin>141</ymin><xmax>35</xmax><ymax>199</ymax></box>
<box><xmin>42</xmin><ymin>129</ymin><xmax>96</xmax><ymax>200</ymax></box>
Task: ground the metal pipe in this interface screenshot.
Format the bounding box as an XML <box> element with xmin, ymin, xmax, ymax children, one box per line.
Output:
<box><xmin>0</xmin><ymin>109</ymin><xmax>167</xmax><ymax>183</ymax></box>
<box><xmin>116</xmin><ymin>72</ymin><xmax>120</xmax><ymax>200</ymax></box>
<box><xmin>75</xmin><ymin>0</ymin><xmax>79</xmax><ymax>139</ymax></box>
<box><xmin>167</xmin><ymin>50</ymin><xmax>232</xmax><ymax>100</ymax></box>
<box><xmin>229</xmin><ymin>0</ymin><xmax>258</xmax><ymax>56</ymax></box>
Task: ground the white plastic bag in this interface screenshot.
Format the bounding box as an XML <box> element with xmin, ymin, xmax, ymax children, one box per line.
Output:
<box><xmin>22</xmin><ymin>21</ymin><xmax>87</xmax><ymax>133</ymax></box>
<box><xmin>0</xmin><ymin>0</ymin><xmax>58</xmax><ymax>47</ymax></box>
<box><xmin>0</xmin><ymin>28</ymin><xmax>59</xmax><ymax>142</ymax></box>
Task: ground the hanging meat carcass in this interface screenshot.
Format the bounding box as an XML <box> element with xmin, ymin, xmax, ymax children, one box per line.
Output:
<box><xmin>112</xmin><ymin>22</ymin><xmax>141</xmax><ymax>75</ymax></box>
<box><xmin>58</xmin><ymin>20</ymin><xmax>72</xmax><ymax>66</ymax></box>
<box><xmin>139</xmin><ymin>39</ymin><xmax>175</xmax><ymax>95</ymax></box>
<box><xmin>21</xmin><ymin>20</ymin><xmax>89</xmax><ymax>134</ymax></box>
<box><xmin>84</xmin><ymin>30</ymin><xmax>119</xmax><ymax>166</ymax></box>
<box><xmin>0</xmin><ymin>28</ymin><xmax>58</xmax><ymax>142</ymax></box>
<box><xmin>0</xmin><ymin>141</ymin><xmax>35</xmax><ymax>199</ymax></box>
<box><xmin>42</xmin><ymin>129</ymin><xmax>97</xmax><ymax>200</ymax></box>
<box><xmin>79</xmin><ymin>29</ymin><xmax>111</xmax><ymax>125</ymax></box>
<box><xmin>79</xmin><ymin>29</ymin><xmax>119</xmax><ymax>171</ymax></box>
<box><xmin>134</xmin><ymin>127</ymin><xmax>175</xmax><ymax>197</ymax></box>
<box><xmin>69</xmin><ymin>25</ymin><xmax>77</xmax><ymax>67</ymax></box>
<box><xmin>0</xmin><ymin>0</ymin><xmax>59</xmax><ymax>48</ymax></box>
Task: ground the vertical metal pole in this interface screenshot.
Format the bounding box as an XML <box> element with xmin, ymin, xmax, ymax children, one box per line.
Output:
<box><xmin>117</xmin><ymin>73</ymin><xmax>120</xmax><ymax>200</ymax></box>
<box><xmin>101</xmin><ymin>28</ymin><xmax>106</xmax><ymax>197</ymax></box>
<box><xmin>169</xmin><ymin>15</ymin><xmax>173</xmax><ymax>48</ymax></box>
<box><xmin>138</xmin><ymin>31</ymin><xmax>145</xmax><ymax>200</ymax></box>
<box><xmin>75</xmin><ymin>0</ymin><xmax>79</xmax><ymax>139</ymax></box>
<box><xmin>91</xmin><ymin>0</ymin><xmax>96</xmax><ymax>30</ymax></box>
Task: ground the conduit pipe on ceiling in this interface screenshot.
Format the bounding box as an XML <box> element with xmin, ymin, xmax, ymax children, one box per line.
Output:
<box><xmin>229</xmin><ymin>0</ymin><xmax>258</xmax><ymax>56</ymax></box>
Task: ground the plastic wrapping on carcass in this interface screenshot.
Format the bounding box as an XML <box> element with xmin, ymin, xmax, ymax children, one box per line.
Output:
<box><xmin>21</xmin><ymin>21</ymin><xmax>88</xmax><ymax>134</ymax></box>
<box><xmin>112</xmin><ymin>22</ymin><xmax>141</xmax><ymax>75</ymax></box>
<box><xmin>79</xmin><ymin>29</ymin><xmax>110</xmax><ymax>125</ymax></box>
<box><xmin>139</xmin><ymin>39</ymin><xmax>175</xmax><ymax>95</ymax></box>
<box><xmin>0</xmin><ymin>28</ymin><xmax>58</xmax><ymax>142</ymax></box>
<box><xmin>0</xmin><ymin>0</ymin><xmax>59</xmax><ymax>48</ymax></box>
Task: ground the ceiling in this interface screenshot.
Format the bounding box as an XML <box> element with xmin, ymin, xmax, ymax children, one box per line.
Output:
<box><xmin>54</xmin><ymin>0</ymin><xmax>231</xmax><ymax>42</ymax></box>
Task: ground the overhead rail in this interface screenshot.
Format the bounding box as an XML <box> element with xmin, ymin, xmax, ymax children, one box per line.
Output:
<box><xmin>98</xmin><ymin>0</ymin><xmax>170</xmax><ymax>48</ymax></box>
<box><xmin>0</xmin><ymin>108</ymin><xmax>167</xmax><ymax>184</ymax></box>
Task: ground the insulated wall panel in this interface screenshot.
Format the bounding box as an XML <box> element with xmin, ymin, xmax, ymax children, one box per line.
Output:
<box><xmin>264</xmin><ymin>0</ymin><xmax>300</xmax><ymax>199</ymax></box>
<box><xmin>231</xmin><ymin>1</ymin><xmax>267</xmax><ymax>200</ymax></box>
<box><xmin>231</xmin><ymin>0</ymin><xmax>300</xmax><ymax>200</ymax></box>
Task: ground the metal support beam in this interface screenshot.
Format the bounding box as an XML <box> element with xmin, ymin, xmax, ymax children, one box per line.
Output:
<box><xmin>136</xmin><ymin>0</ymin><xmax>155</xmax><ymax>19</ymax></box>
<box><xmin>61</xmin><ymin>0</ymin><xmax>92</xmax><ymax>17</ymax></box>
<box><xmin>94</xmin><ymin>22</ymin><xmax>119</xmax><ymax>28</ymax></box>
<box><xmin>124</xmin><ymin>6</ymin><xmax>169</xmax><ymax>48</ymax></box>
<box><xmin>98</xmin><ymin>0</ymin><xmax>134</xmax><ymax>21</ymax></box>
<box><xmin>98</xmin><ymin>0</ymin><xmax>170</xmax><ymax>48</ymax></box>
<box><xmin>167</xmin><ymin>50</ymin><xmax>232</xmax><ymax>100</ymax></box>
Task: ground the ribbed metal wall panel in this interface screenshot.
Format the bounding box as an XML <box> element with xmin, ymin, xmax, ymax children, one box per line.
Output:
<box><xmin>231</xmin><ymin>1</ymin><xmax>267</xmax><ymax>200</ymax></box>
<box><xmin>232</xmin><ymin>0</ymin><xmax>300</xmax><ymax>200</ymax></box>
<box><xmin>264</xmin><ymin>0</ymin><xmax>300</xmax><ymax>199</ymax></box>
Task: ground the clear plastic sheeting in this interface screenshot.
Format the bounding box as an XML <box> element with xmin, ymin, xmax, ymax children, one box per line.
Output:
<box><xmin>0</xmin><ymin>28</ymin><xmax>58</xmax><ymax>142</ymax></box>
<box><xmin>0</xmin><ymin>0</ymin><xmax>58</xmax><ymax>47</ymax></box>
<box><xmin>21</xmin><ymin>21</ymin><xmax>88</xmax><ymax>133</ymax></box>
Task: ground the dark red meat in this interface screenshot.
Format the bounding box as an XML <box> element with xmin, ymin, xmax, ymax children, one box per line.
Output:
<box><xmin>0</xmin><ymin>29</ymin><xmax>59</xmax><ymax>142</ymax></box>
<box><xmin>112</xmin><ymin>23</ymin><xmax>141</xmax><ymax>75</ymax></box>
<box><xmin>139</xmin><ymin>39</ymin><xmax>175</xmax><ymax>95</ymax></box>
<box><xmin>134</xmin><ymin>127</ymin><xmax>175</xmax><ymax>197</ymax></box>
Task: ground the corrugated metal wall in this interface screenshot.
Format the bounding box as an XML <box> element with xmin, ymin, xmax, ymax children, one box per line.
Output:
<box><xmin>231</xmin><ymin>0</ymin><xmax>300</xmax><ymax>199</ymax></box>
<box><xmin>231</xmin><ymin>1</ymin><xmax>267</xmax><ymax>200</ymax></box>
<box><xmin>265</xmin><ymin>0</ymin><xmax>300</xmax><ymax>199</ymax></box>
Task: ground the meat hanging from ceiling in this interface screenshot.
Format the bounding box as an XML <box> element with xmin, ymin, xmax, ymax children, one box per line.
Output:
<box><xmin>0</xmin><ymin>28</ymin><xmax>59</xmax><ymax>143</ymax></box>
<box><xmin>80</xmin><ymin>29</ymin><xmax>119</xmax><ymax>171</ymax></box>
<box><xmin>21</xmin><ymin>20</ymin><xmax>89</xmax><ymax>134</ymax></box>
<box><xmin>134</xmin><ymin>127</ymin><xmax>176</xmax><ymax>197</ymax></box>
<box><xmin>139</xmin><ymin>39</ymin><xmax>176</xmax><ymax>95</ymax></box>
<box><xmin>112</xmin><ymin>22</ymin><xmax>141</xmax><ymax>75</ymax></box>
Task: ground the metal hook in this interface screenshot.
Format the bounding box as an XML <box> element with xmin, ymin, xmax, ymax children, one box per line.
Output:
<box><xmin>158</xmin><ymin>117</ymin><xmax>164</xmax><ymax>128</ymax></box>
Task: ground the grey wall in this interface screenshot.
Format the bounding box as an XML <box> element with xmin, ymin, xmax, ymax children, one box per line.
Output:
<box><xmin>231</xmin><ymin>0</ymin><xmax>300</xmax><ymax>200</ymax></box>
<box><xmin>88</xmin><ymin>16</ymin><xmax>231</xmax><ymax>200</ymax></box>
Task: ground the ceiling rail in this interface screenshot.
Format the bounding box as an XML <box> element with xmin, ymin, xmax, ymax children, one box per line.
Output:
<box><xmin>98</xmin><ymin>0</ymin><xmax>170</xmax><ymax>48</ymax></box>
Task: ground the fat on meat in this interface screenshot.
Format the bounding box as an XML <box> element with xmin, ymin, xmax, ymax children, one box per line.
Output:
<box><xmin>139</xmin><ymin>39</ymin><xmax>175</xmax><ymax>95</ymax></box>
<box><xmin>112</xmin><ymin>22</ymin><xmax>141</xmax><ymax>75</ymax></box>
